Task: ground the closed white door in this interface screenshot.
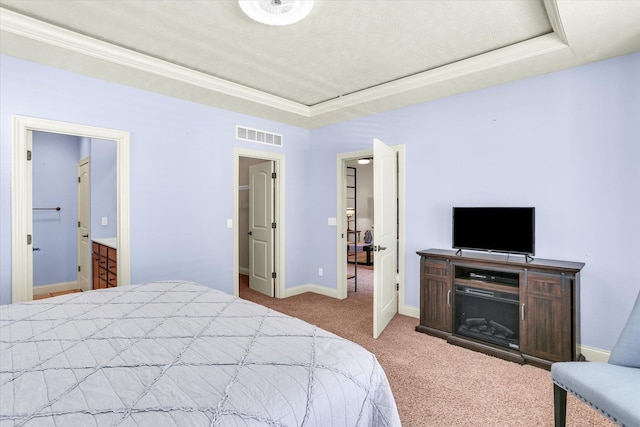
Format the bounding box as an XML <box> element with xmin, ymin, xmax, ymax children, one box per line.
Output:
<box><xmin>249</xmin><ymin>161</ymin><xmax>274</xmax><ymax>297</ymax></box>
<box><xmin>77</xmin><ymin>158</ymin><xmax>91</xmax><ymax>290</ymax></box>
<box><xmin>373</xmin><ymin>138</ymin><xmax>398</xmax><ymax>338</ymax></box>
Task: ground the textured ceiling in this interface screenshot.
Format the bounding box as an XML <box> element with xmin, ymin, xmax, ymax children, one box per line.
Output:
<box><xmin>1</xmin><ymin>0</ymin><xmax>639</xmax><ymax>128</ymax></box>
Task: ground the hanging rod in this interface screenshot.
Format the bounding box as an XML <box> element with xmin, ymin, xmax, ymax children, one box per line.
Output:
<box><xmin>33</xmin><ymin>207</ymin><xmax>61</xmax><ymax>211</ymax></box>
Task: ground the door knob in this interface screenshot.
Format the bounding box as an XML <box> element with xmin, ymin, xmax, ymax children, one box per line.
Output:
<box><xmin>247</xmin><ymin>231</ymin><xmax>253</xmax><ymax>235</ymax></box>
<box><xmin>82</xmin><ymin>234</ymin><xmax>89</xmax><ymax>238</ymax></box>
<box><xmin>374</xmin><ymin>245</ymin><xmax>387</xmax><ymax>252</ymax></box>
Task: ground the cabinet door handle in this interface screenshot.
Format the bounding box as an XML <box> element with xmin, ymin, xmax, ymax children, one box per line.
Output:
<box><xmin>521</xmin><ymin>303</ymin><xmax>526</xmax><ymax>321</ymax></box>
<box><xmin>447</xmin><ymin>290</ymin><xmax>451</xmax><ymax>306</ymax></box>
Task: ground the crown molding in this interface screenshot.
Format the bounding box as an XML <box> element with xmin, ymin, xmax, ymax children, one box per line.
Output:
<box><xmin>543</xmin><ymin>0</ymin><xmax>568</xmax><ymax>44</ymax></box>
<box><xmin>1</xmin><ymin>7</ymin><xmax>569</xmax><ymax>122</ymax></box>
<box><xmin>0</xmin><ymin>8</ymin><xmax>311</xmax><ymax>117</ymax></box>
<box><xmin>309</xmin><ymin>32</ymin><xmax>569</xmax><ymax>116</ymax></box>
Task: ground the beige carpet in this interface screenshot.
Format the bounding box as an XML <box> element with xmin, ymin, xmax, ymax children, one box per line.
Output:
<box><xmin>240</xmin><ymin>268</ymin><xmax>613</xmax><ymax>426</ymax></box>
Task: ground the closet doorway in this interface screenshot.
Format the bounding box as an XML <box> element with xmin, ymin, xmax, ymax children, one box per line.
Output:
<box><xmin>233</xmin><ymin>148</ymin><xmax>285</xmax><ymax>298</ymax></box>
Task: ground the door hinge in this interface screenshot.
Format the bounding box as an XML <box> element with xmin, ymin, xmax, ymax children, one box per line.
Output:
<box><xmin>397</xmin><ymin>283</ymin><xmax>399</xmax><ymax>291</ymax></box>
<box><xmin>78</xmin><ymin>176</ymin><xmax>81</xmax><ymax>183</ymax></box>
<box><xmin>27</xmin><ymin>234</ymin><xmax>32</xmax><ymax>245</ymax></box>
<box><xmin>272</xmin><ymin>172</ymin><xmax>277</xmax><ymax>179</ymax></box>
<box><xmin>78</xmin><ymin>266</ymin><xmax>81</xmax><ymax>272</ymax></box>
<box><xmin>78</xmin><ymin>221</ymin><xmax>81</xmax><ymax>228</ymax></box>
<box><xmin>272</xmin><ymin>222</ymin><xmax>277</xmax><ymax>229</ymax></box>
<box><xmin>272</xmin><ymin>272</ymin><xmax>277</xmax><ymax>279</ymax></box>
<box><xmin>27</xmin><ymin>150</ymin><xmax>32</xmax><ymax>161</ymax></box>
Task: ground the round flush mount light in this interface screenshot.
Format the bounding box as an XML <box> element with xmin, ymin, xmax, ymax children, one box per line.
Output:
<box><xmin>239</xmin><ymin>0</ymin><xmax>314</xmax><ymax>26</ymax></box>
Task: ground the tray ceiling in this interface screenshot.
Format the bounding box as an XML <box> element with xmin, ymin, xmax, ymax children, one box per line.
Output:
<box><xmin>1</xmin><ymin>0</ymin><xmax>639</xmax><ymax>128</ymax></box>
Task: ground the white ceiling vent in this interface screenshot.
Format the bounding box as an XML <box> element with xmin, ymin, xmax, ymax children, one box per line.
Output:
<box><xmin>236</xmin><ymin>125</ymin><xmax>283</xmax><ymax>147</ymax></box>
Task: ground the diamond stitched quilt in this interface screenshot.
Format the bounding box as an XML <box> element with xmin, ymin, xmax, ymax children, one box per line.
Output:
<box><xmin>0</xmin><ymin>281</ymin><xmax>401</xmax><ymax>426</ymax></box>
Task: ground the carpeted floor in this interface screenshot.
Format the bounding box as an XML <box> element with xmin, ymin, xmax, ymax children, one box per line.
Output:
<box><xmin>240</xmin><ymin>267</ymin><xmax>613</xmax><ymax>426</ymax></box>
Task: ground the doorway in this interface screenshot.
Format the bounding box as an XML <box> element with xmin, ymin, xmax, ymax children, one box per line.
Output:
<box><xmin>233</xmin><ymin>148</ymin><xmax>285</xmax><ymax>298</ymax></box>
<box><xmin>344</xmin><ymin>158</ymin><xmax>374</xmax><ymax>293</ymax></box>
<box><xmin>335</xmin><ymin>144</ymin><xmax>406</xmax><ymax>336</ymax></box>
<box><xmin>10</xmin><ymin>115</ymin><xmax>130</xmax><ymax>303</ymax></box>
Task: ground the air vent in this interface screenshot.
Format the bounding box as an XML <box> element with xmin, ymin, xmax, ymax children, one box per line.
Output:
<box><xmin>236</xmin><ymin>125</ymin><xmax>283</xmax><ymax>147</ymax></box>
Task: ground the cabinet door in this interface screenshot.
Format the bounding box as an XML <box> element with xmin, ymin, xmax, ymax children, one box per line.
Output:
<box><xmin>420</xmin><ymin>258</ymin><xmax>453</xmax><ymax>333</ymax></box>
<box><xmin>107</xmin><ymin>247</ymin><xmax>117</xmax><ymax>287</ymax></box>
<box><xmin>107</xmin><ymin>272</ymin><xmax>117</xmax><ymax>288</ymax></box>
<box><xmin>92</xmin><ymin>251</ymin><xmax>100</xmax><ymax>290</ymax></box>
<box><xmin>520</xmin><ymin>272</ymin><xmax>572</xmax><ymax>361</ymax></box>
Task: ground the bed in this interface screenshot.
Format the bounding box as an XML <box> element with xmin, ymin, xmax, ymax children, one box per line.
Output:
<box><xmin>0</xmin><ymin>281</ymin><xmax>401</xmax><ymax>426</ymax></box>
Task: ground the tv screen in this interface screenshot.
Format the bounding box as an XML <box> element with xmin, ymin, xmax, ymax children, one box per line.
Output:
<box><xmin>452</xmin><ymin>207</ymin><xmax>535</xmax><ymax>256</ymax></box>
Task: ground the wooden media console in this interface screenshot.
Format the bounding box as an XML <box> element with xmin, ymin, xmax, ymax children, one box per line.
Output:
<box><xmin>416</xmin><ymin>249</ymin><xmax>585</xmax><ymax>369</ymax></box>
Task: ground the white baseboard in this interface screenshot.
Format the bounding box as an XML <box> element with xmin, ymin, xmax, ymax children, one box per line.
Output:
<box><xmin>399</xmin><ymin>304</ymin><xmax>419</xmax><ymax>319</ymax></box>
<box><xmin>580</xmin><ymin>344</ymin><xmax>610</xmax><ymax>363</ymax></box>
<box><xmin>283</xmin><ymin>286</ymin><xmax>420</xmax><ymax>318</ymax></box>
<box><xmin>239</xmin><ymin>267</ymin><xmax>249</xmax><ymax>276</ymax></box>
<box><xmin>33</xmin><ymin>281</ymin><xmax>78</xmax><ymax>296</ymax></box>
<box><xmin>283</xmin><ymin>283</ymin><xmax>341</xmax><ymax>299</ymax></box>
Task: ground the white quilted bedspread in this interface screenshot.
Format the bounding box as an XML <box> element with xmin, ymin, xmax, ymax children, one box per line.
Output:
<box><xmin>0</xmin><ymin>281</ymin><xmax>401</xmax><ymax>426</ymax></box>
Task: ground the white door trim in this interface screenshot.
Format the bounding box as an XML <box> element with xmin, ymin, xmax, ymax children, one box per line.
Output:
<box><xmin>11</xmin><ymin>115</ymin><xmax>130</xmax><ymax>302</ymax></box>
<box><xmin>233</xmin><ymin>147</ymin><xmax>285</xmax><ymax>298</ymax></box>
<box><xmin>335</xmin><ymin>145</ymin><xmax>410</xmax><ymax>317</ymax></box>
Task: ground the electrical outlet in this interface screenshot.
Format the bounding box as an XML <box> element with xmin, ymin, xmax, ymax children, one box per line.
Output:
<box><xmin>101</xmin><ymin>217</ymin><xmax>108</xmax><ymax>226</ymax></box>
<box><xmin>318</xmin><ymin>268</ymin><xmax>323</xmax><ymax>276</ymax></box>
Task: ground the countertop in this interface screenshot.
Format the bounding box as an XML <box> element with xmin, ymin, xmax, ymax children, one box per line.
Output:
<box><xmin>93</xmin><ymin>237</ymin><xmax>117</xmax><ymax>249</ymax></box>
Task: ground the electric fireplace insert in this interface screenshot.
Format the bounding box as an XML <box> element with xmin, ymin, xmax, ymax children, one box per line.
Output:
<box><xmin>455</xmin><ymin>285</ymin><xmax>520</xmax><ymax>350</ymax></box>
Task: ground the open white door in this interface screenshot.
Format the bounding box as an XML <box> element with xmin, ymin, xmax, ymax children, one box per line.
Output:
<box><xmin>25</xmin><ymin>130</ymin><xmax>34</xmax><ymax>301</ymax></box>
<box><xmin>373</xmin><ymin>138</ymin><xmax>398</xmax><ymax>338</ymax></box>
<box><xmin>77</xmin><ymin>158</ymin><xmax>91</xmax><ymax>290</ymax></box>
<box><xmin>249</xmin><ymin>161</ymin><xmax>275</xmax><ymax>297</ymax></box>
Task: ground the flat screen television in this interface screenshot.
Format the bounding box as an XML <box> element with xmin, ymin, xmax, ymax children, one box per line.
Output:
<box><xmin>452</xmin><ymin>207</ymin><xmax>535</xmax><ymax>256</ymax></box>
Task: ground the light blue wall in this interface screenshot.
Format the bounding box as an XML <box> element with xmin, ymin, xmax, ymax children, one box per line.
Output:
<box><xmin>90</xmin><ymin>138</ymin><xmax>117</xmax><ymax>239</ymax></box>
<box><xmin>1</xmin><ymin>52</ymin><xmax>638</xmax><ymax>352</ymax></box>
<box><xmin>0</xmin><ymin>54</ymin><xmax>311</xmax><ymax>303</ymax></box>
<box><xmin>32</xmin><ymin>131</ymin><xmax>80</xmax><ymax>286</ymax></box>
<box><xmin>311</xmin><ymin>52</ymin><xmax>640</xmax><ymax>352</ymax></box>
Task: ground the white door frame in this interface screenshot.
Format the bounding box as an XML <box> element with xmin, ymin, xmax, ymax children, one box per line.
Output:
<box><xmin>11</xmin><ymin>115</ymin><xmax>131</xmax><ymax>302</ymax></box>
<box><xmin>335</xmin><ymin>145</ymin><xmax>409</xmax><ymax>316</ymax></box>
<box><xmin>233</xmin><ymin>147</ymin><xmax>285</xmax><ymax>298</ymax></box>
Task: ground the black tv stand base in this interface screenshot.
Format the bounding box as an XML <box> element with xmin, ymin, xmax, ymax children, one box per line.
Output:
<box><xmin>455</xmin><ymin>249</ymin><xmax>534</xmax><ymax>263</ymax></box>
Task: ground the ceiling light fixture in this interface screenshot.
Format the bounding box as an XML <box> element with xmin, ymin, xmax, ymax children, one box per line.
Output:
<box><xmin>239</xmin><ymin>0</ymin><xmax>314</xmax><ymax>26</ymax></box>
<box><xmin>358</xmin><ymin>158</ymin><xmax>371</xmax><ymax>165</ymax></box>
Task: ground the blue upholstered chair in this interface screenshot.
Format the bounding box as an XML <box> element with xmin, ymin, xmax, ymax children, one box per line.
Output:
<box><xmin>551</xmin><ymin>290</ymin><xmax>640</xmax><ymax>426</ymax></box>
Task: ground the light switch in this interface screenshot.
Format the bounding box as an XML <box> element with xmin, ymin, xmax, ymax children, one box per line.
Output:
<box><xmin>226</xmin><ymin>218</ymin><xmax>233</xmax><ymax>229</ymax></box>
<box><xmin>328</xmin><ymin>217</ymin><xmax>337</xmax><ymax>226</ymax></box>
<box><xmin>101</xmin><ymin>217</ymin><xmax>108</xmax><ymax>226</ymax></box>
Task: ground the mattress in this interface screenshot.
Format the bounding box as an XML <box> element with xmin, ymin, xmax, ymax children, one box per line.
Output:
<box><xmin>0</xmin><ymin>281</ymin><xmax>401</xmax><ymax>426</ymax></box>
